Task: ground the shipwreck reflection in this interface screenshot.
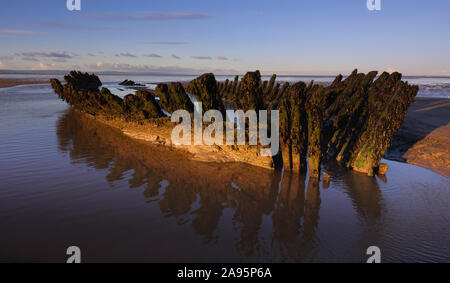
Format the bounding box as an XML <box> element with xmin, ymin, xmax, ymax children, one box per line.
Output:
<box><xmin>56</xmin><ymin>109</ymin><xmax>384</xmax><ymax>260</ymax></box>
<box><xmin>322</xmin><ymin>161</ymin><xmax>384</xmax><ymax>223</ymax></box>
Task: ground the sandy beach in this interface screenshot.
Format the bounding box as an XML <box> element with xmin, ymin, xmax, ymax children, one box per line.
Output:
<box><xmin>386</xmin><ymin>97</ymin><xmax>450</xmax><ymax>178</ymax></box>
<box><xmin>0</xmin><ymin>78</ymin><xmax>50</xmax><ymax>89</ymax></box>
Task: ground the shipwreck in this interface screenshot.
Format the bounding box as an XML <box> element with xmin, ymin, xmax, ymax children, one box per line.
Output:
<box><xmin>50</xmin><ymin>69</ymin><xmax>418</xmax><ymax>178</ymax></box>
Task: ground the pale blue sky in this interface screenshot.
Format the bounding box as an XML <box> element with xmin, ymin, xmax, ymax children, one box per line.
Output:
<box><xmin>0</xmin><ymin>0</ymin><xmax>449</xmax><ymax>75</ymax></box>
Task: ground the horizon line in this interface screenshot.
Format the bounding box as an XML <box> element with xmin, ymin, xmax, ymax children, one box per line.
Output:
<box><xmin>1</xmin><ymin>69</ymin><xmax>450</xmax><ymax>78</ymax></box>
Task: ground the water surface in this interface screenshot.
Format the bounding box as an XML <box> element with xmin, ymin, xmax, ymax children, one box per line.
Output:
<box><xmin>0</xmin><ymin>84</ymin><xmax>449</xmax><ymax>262</ymax></box>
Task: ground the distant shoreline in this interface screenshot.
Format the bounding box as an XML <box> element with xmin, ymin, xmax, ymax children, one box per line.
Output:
<box><xmin>0</xmin><ymin>78</ymin><xmax>50</xmax><ymax>89</ymax></box>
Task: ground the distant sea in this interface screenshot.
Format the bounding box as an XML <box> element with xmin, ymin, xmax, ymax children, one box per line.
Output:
<box><xmin>1</xmin><ymin>72</ymin><xmax>449</xmax><ymax>98</ymax></box>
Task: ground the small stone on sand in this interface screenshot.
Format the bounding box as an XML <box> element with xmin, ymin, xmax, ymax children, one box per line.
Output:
<box><xmin>378</xmin><ymin>163</ymin><xmax>389</xmax><ymax>175</ymax></box>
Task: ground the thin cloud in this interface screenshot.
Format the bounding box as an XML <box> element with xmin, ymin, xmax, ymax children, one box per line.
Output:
<box><xmin>84</xmin><ymin>61</ymin><xmax>238</xmax><ymax>75</ymax></box>
<box><xmin>82</xmin><ymin>11</ymin><xmax>216</xmax><ymax>21</ymax></box>
<box><xmin>144</xmin><ymin>41</ymin><xmax>189</xmax><ymax>45</ymax></box>
<box><xmin>136</xmin><ymin>11</ymin><xmax>216</xmax><ymax>21</ymax></box>
<box><xmin>144</xmin><ymin>53</ymin><xmax>163</xmax><ymax>58</ymax></box>
<box><xmin>171</xmin><ymin>54</ymin><xmax>181</xmax><ymax>59</ymax></box>
<box><xmin>386</xmin><ymin>67</ymin><xmax>398</xmax><ymax>73</ymax></box>
<box><xmin>88</xmin><ymin>61</ymin><xmax>149</xmax><ymax>70</ymax></box>
<box><xmin>192</xmin><ymin>56</ymin><xmax>212</xmax><ymax>60</ymax></box>
<box><xmin>37</xmin><ymin>22</ymin><xmax>119</xmax><ymax>30</ymax></box>
<box><xmin>117</xmin><ymin>52</ymin><xmax>137</xmax><ymax>58</ymax></box>
<box><xmin>53</xmin><ymin>58</ymin><xmax>67</xmax><ymax>63</ymax></box>
<box><xmin>217</xmin><ymin>56</ymin><xmax>228</xmax><ymax>60</ymax></box>
<box><xmin>0</xmin><ymin>29</ymin><xmax>37</xmax><ymax>35</ymax></box>
<box><xmin>87</xmin><ymin>53</ymin><xmax>96</xmax><ymax>57</ymax></box>
<box><xmin>85</xmin><ymin>61</ymin><xmax>189</xmax><ymax>73</ymax></box>
<box><xmin>84</xmin><ymin>61</ymin><xmax>239</xmax><ymax>75</ymax></box>
<box><xmin>0</xmin><ymin>55</ymin><xmax>14</xmax><ymax>60</ymax></box>
<box><xmin>23</xmin><ymin>57</ymin><xmax>39</xmax><ymax>62</ymax></box>
<box><xmin>18</xmin><ymin>51</ymin><xmax>75</xmax><ymax>59</ymax></box>
<box><xmin>0</xmin><ymin>61</ymin><xmax>3</xmax><ymax>68</ymax></box>
<box><xmin>151</xmin><ymin>31</ymin><xmax>177</xmax><ymax>35</ymax></box>
<box><xmin>32</xmin><ymin>62</ymin><xmax>56</xmax><ymax>70</ymax></box>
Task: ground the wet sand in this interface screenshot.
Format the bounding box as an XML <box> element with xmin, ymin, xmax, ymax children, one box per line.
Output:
<box><xmin>386</xmin><ymin>98</ymin><xmax>450</xmax><ymax>178</ymax></box>
<box><xmin>0</xmin><ymin>78</ymin><xmax>50</xmax><ymax>88</ymax></box>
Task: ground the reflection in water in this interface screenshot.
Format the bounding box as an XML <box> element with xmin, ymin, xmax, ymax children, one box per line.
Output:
<box><xmin>56</xmin><ymin>109</ymin><xmax>386</xmax><ymax>261</ymax></box>
<box><xmin>323</xmin><ymin>162</ymin><xmax>383</xmax><ymax>223</ymax></box>
<box><xmin>343</xmin><ymin>174</ymin><xmax>383</xmax><ymax>222</ymax></box>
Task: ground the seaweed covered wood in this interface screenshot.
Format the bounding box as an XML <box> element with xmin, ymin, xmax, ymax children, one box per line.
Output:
<box><xmin>321</xmin><ymin>70</ymin><xmax>378</xmax><ymax>163</ymax></box>
<box><xmin>237</xmin><ymin>71</ymin><xmax>265</xmax><ymax>112</ymax></box>
<box><xmin>123</xmin><ymin>91</ymin><xmax>164</xmax><ymax>121</ymax></box>
<box><xmin>276</xmin><ymin>69</ymin><xmax>418</xmax><ymax>177</ymax></box>
<box><xmin>186</xmin><ymin>73</ymin><xmax>225</xmax><ymax>113</ymax></box>
<box><xmin>50</xmin><ymin>71</ymin><xmax>165</xmax><ymax>120</ymax></box>
<box><xmin>279</xmin><ymin>82</ymin><xmax>309</xmax><ymax>173</ymax></box>
<box><xmin>155</xmin><ymin>82</ymin><xmax>194</xmax><ymax>113</ymax></box>
<box><xmin>306</xmin><ymin>84</ymin><xmax>326</xmax><ymax>178</ymax></box>
<box><xmin>347</xmin><ymin>72</ymin><xmax>418</xmax><ymax>175</ymax></box>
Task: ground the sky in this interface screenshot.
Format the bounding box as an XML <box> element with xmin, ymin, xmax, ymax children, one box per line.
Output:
<box><xmin>0</xmin><ymin>0</ymin><xmax>449</xmax><ymax>76</ymax></box>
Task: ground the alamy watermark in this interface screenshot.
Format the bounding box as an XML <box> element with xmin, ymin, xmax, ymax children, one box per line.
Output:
<box><xmin>66</xmin><ymin>246</ymin><xmax>81</xmax><ymax>263</ymax></box>
<box><xmin>67</xmin><ymin>0</ymin><xmax>81</xmax><ymax>11</ymax></box>
<box><xmin>64</xmin><ymin>245</ymin><xmax>379</xmax><ymax>263</ymax></box>
<box><xmin>366</xmin><ymin>246</ymin><xmax>381</xmax><ymax>263</ymax></box>
<box><xmin>171</xmin><ymin>102</ymin><xmax>280</xmax><ymax>157</ymax></box>
<box><xmin>367</xmin><ymin>0</ymin><xmax>381</xmax><ymax>11</ymax></box>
